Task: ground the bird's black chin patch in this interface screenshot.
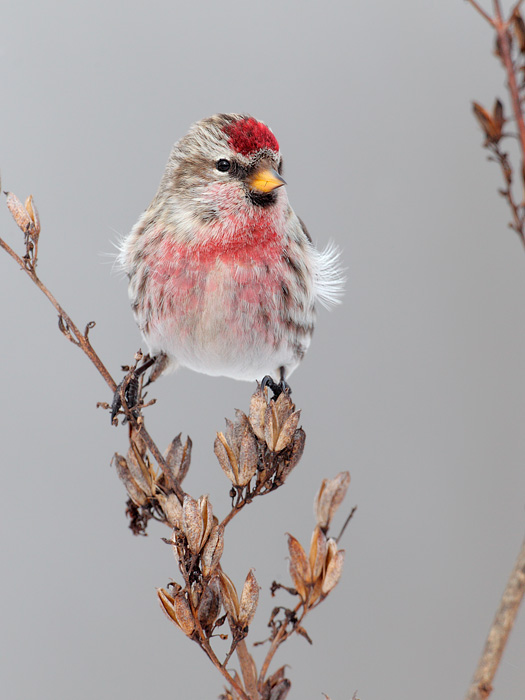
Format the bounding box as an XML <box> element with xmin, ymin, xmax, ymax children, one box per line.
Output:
<box><xmin>248</xmin><ymin>190</ymin><xmax>278</xmax><ymax>208</ymax></box>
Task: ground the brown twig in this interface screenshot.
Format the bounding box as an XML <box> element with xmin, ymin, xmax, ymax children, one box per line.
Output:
<box><xmin>468</xmin><ymin>0</ymin><xmax>525</xmax><ymax>247</ymax></box>
<box><xmin>220</xmin><ymin>468</ymin><xmax>275</xmax><ymax>529</ymax></box>
<box><xmin>191</xmin><ymin>601</ymin><xmax>251</xmax><ymax>700</ymax></box>
<box><xmin>0</xmin><ymin>235</ymin><xmax>116</xmax><ymax>390</ymax></box>
<box><xmin>466</xmin><ymin>4</ymin><xmax>525</xmax><ymax>697</ymax></box>
<box><xmin>336</xmin><ymin>505</ymin><xmax>358</xmax><ymax>544</ymax></box>
<box><xmin>202</xmin><ymin>639</ymin><xmax>251</xmax><ymax>700</ymax></box>
<box><xmin>0</xmin><ymin>230</ymin><xmax>185</xmax><ymax>504</ymax></box>
<box><xmin>258</xmin><ymin>601</ymin><xmax>304</xmax><ymax>691</ymax></box>
<box><xmin>236</xmin><ymin>640</ymin><xmax>259</xmax><ymax>700</ymax></box>
<box><xmin>465</xmin><ymin>538</ymin><xmax>525</xmax><ymax>700</ymax></box>
<box><xmin>465</xmin><ymin>0</ymin><xmax>495</xmax><ymax>25</ymax></box>
<box><xmin>494</xmin><ymin>1</ymin><xmax>525</xmax><ymax>139</ymax></box>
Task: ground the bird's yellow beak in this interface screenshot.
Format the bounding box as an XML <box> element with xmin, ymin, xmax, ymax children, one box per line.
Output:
<box><xmin>247</xmin><ymin>167</ymin><xmax>286</xmax><ymax>193</ymax></box>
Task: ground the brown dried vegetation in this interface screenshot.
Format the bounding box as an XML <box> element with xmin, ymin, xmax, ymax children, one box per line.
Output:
<box><xmin>466</xmin><ymin>3</ymin><xmax>525</xmax><ymax>700</ymax></box>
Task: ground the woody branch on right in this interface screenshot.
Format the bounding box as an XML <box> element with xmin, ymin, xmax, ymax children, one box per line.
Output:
<box><xmin>465</xmin><ymin>2</ymin><xmax>525</xmax><ymax>699</ymax></box>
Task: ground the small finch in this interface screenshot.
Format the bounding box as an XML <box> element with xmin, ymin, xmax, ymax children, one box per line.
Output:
<box><xmin>119</xmin><ymin>113</ymin><xmax>343</xmax><ymax>390</ymax></box>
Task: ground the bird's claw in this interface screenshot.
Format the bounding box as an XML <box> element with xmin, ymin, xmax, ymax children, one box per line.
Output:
<box><xmin>261</xmin><ymin>373</ymin><xmax>291</xmax><ymax>400</ymax></box>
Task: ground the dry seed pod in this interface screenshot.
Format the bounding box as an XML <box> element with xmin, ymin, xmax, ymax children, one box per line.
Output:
<box><xmin>269</xmin><ymin>680</ymin><xmax>291</xmax><ymax>700</ymax></box>
<box><xmin>130</xmin><ymin>427</ymin><xmax>148</xmax><ymax>456</ymax></box>
<box><xmin>224</xmin><ymin>416</ymin><xmax>245</xmax><ymax>453</ymax></box>
<box><xmin>164</xmin><ymin>433</ymin><xmax>192</xmax><ymax>484</ymax></box>
<box><xmin>472</xmin><ymin>101</ymin><xmax>501</xmax><ymax>142</ymax></box>
<box><xmin>264</xmin><ymin>667</ymin><xmax>292</xmax><ymax>700</ymax></box>
<box><xmin>322</xmin><ymin>540</ymin><xmax>345</xmax><ymax>595</ymax></box>
<box><xmin>215</xmin><ymin>431</ymin><xmax>239</xmax><ymax>483</ymax></box>
<box><xmin>309</xmin><ymin>526</ymin><xmax>328</xmax><ymax>582</ymax></box>
<box><xmin>287</xmin><ymin>534</ymin><xmax>309</xmax><ymax>601</ymax></box>
<box><xmin>182</xmin><ymin>494</ymin><xmax>213</xmax><ymax>554</ymax></box>
<box><xmin>249</xmin><ymin>386</ymin><xmax>267</xmax><ymax>439</ymax></box>
<box><xmin>513</xmin><ymin>9</ymin><xmax>525</xmax><ymax>53</ymax></box>
<box><xmin>190</xmin><ymin>581</ymin><xmax>203</xmax><ymax>610</ymax></box>
<box><xmin>237</xmin><ymin>428</ymin><xmax>258</xmax><ymax>485</ymax></box>
<box><xmin>267</xmin><ymin>665</ymin><xmax>286</xmax><ymax>686</ymax></box>
<box><xmin>156</xmin><ymin>492</ymin><xmax>183</xmax><ymax>528</ymax></box>
<box><xmin>263</xmin><ymin>392</ymin><xmax>298</xmax><ymax>452</ymax></box>
<box><xmin>127</xmin><ymin>440</ymin><xmax>154</xmax><ymax>496</ymax></box>
<box><xmin>24</xmin><ymin>195</ymin><xmax>40</xmax><ymax>236</ymax></box>
<box><xmin>215</xmin><ymin>420</ymin><xmax>258</xmax><ymax>486</ymax></box>
<box><xmin>274</xmin><ymin>410</ymin><xmax>301</xmax><ymax>452</ymax></box>
<box><xmin>182</xmin><ymin>495</ymin><xmax>202</xmax><ymax>553</ymax></box>
<box><xmin>197</xmin><ymin>576</ymin><xmax>221</xmax><ymax>636</ymax></box>
<box><xmin>234</xmin><ymin>408</ymin><xmax>252</xmax><ymax>431</ymax></box>
<box><xmin>264</xmin><ymin>403</ymin><xmax>280</xmax><ymax>451</ymax></box>
<box><xmin>201</xmin><ymin>520</ymin><xmax>224</xmax><ymax>577</ymax></box>
<box><xmin>157</xmin><ymin>588</ymin><xmax>195</xmax><ymax>636</ymax></box>
<box><xmin>238</xmin><ymin>569</ymin><xmax>259</xmax><ymax>627</ymax></box>
<box><xmin>219</xmin><ymin>571</ymin><xmax>240</xmax><ymax>622</ymax></box>
<box><xmin>113</xmin><ymin>453</ymin><xmax>148</xmax><ymax>506</ymax></box>
<box><xmin>6</xmin><ymin>191</ymin><xmax>33</xmax><ymax>232</ymax></box>
<box><xmin>493</xmin><ymin>99</ymin><xmax>505</xmax><ymax>134</ymax></box>
<box><xmin>198</xmin><ymin>495</ymin><xmax>213</xmax><ymax>547</ymax></box>
<box><xmin>308</xmin><ymin>572</ymin><xmax>325</xmax><ymax>607</ymax></box>
<box><xmin>314</xmin><ymin>471</ymin><xmax>351</xmax><ymax>530</ymax></box>
<box><xmin>166</xmin><ymin>529</ymin><xmax>181</xmax><ymax>563</ymax></box>
<box><xmin>272</xmin><ymin>391</ymin><xmax>295</xmax><ymax>424</ymax></box>
<box><xmin>279</xmin><ymin>428</ymin><xmax>306</xmax><ymax>480</ymax></box>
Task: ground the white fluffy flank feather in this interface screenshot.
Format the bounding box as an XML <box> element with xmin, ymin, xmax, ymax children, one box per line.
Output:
<box><xmin>312</xmin><ymin>241</ymin><xmax>345</xmax><ymax>309</ymax></box>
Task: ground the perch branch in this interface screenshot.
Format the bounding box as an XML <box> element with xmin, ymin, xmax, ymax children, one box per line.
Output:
<box><xmin>465</xmin><ymin>538</ymin><xmax>525</xmax><ymax>700</ymax></box>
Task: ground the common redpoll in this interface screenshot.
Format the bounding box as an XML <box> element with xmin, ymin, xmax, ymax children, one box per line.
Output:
<box><xmin>119</xmin><ymin>113</ymin><xmax>343</xmax><ymax>388</ymax></box>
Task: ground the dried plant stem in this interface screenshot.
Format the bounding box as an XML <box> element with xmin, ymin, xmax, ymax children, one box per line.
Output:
<box><xmin>466</xmin><ymin>4</ymin><xmax>525</xmax><ymax>697</ymax></box>
<box><xmin>465</xmin><ymin>538</ymin><xmax>525</xmax><ymax>700</ymax></box>
<box><xmin>201</xmin><ymin>637</ymin><xmax>251</xmax><ymax>700</ymax></box>
<box><xmin>493</xmin><ymin>2</ymin><xmax>525</xmax><ymax>153</ymax></box>
<box><xmin>236</xmin><ymin>640</ymin><xmax>259</xmax><ymax>700</ymax></box>
<box><xmin>468</xmin><ymin>0</ymin><xmax>525</xmax><ymax>247</ymax></box>
<box><xmin>465</xmin><ymin>0</ymin><xmax>495</xmax><ymax>24</ymax></box>
<box><xmin>492</xmin><ymin>0</ymin><xmax>525</xmax><ymax>247</ymax></box>
<box><xmin>133</xmin><ymin>422</ymin><xmax>185</xmax><ymax>503</ymax></box>
<box><xmin>258</xmin><ymin>601</ymin><xmax>303</xmax><ymax>691</ymax></box>
<box><xmin>0</xmin><ymin>235</ymin><xmax>116</xmax><ymax>390</ymax></box>
<box><xmin>0</xmin><ymin>232</ymin><xmax>185</xmax><ymax>503</ymax></box>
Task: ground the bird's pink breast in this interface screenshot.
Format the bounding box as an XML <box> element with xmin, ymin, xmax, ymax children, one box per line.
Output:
<box><xmin>141</xmin><ymin>218</ymin><xmax>286</xmax><ymax>349</ymax></box>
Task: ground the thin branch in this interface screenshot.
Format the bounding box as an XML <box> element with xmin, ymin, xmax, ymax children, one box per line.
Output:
<box><xmin>336</xmin><ymin>505</ymin><xmax>358</xmax><ymax>544</ymax></box>
<box><xmin>465</xmin><ymin>0</ymin><xmax>495</xmax><ymax>25</ymax></box>
<box><xmin>465</xmin><ymin>538</ymin><xmax>525</xmax><ymax>700</ymax></box>
<box><xmin>185</xmin><ymin>584</ymin><xmax>251</xmax><ymax>700</ymax></box>
<box><xmin>236</xmin><ymin>640</ymin><xmax>260</xmax><ymax>700</ymax></box>
<box><xmin>1</xmin><ymin>231</ymin><xmax>185</xmax><ymax>504</ymax></box>
<box><xmin>0</xmin><ymin>235</ymin><xmax>116</xmax><ymax>390</ymax></box>
<box><xmin>492</xmin><ymin>2</ymin><xmax>525</xmax><ymax>175</ymax></box>
<box><xmin>258</xmin><ymin>601</ymin><xmax>303</xmax><ymax>691</ymax></box>
<box><xmin>201</xmin><ymin>638</ymin><xmax>251</xmax><ymax>700</ymax></box>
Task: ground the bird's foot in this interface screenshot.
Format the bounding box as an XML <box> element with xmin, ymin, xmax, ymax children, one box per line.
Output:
<box><xmin>144</xmin><ymin>352</ymin><xmax>170</xmax><ymax>386</ymax></box>
<box><xmin>261</xmin><ymin>372</ymin><xmax>291</xmax><ymax>401</ymax></box>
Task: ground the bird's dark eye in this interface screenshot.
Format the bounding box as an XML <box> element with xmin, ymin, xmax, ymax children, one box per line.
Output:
<box><xmin>216</xmin><ymin>159</ymin><xmax>231</xmax><ymax>172</ymax></box>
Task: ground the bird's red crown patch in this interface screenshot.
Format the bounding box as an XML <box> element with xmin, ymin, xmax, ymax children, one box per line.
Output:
<box><xmin>225</xmin><ymin>117</ymin><xmax>279</xmax><ymax>156</ymax></box>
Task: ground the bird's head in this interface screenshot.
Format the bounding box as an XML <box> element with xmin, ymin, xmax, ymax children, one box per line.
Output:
<box><xmin>162</xmin><ymin>114</ymin><xmax>287</xmax><ymax>225</ymax></box>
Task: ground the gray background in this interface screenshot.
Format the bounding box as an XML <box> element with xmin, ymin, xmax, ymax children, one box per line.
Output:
<box><xmin>1</xmin><ymin>1</ymin><xmax>525</xmax><ymax>698</ymax></box>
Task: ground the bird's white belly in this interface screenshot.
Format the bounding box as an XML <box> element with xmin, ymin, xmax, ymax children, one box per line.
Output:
<box><xmin>143</xmin><ymin>264</ymin><xmax>303</xmax><ymax>381</ymax></box>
